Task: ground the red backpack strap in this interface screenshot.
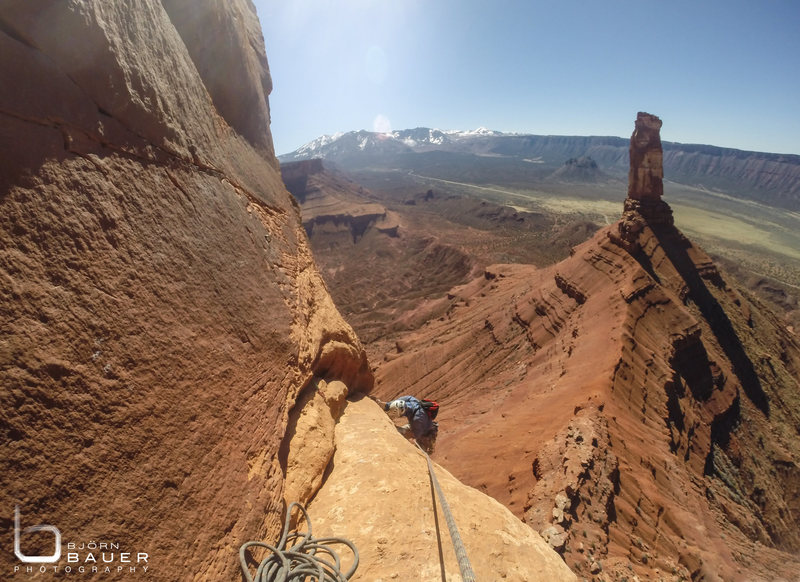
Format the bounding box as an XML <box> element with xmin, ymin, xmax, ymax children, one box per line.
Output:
<box><xmin>421</xmin><ymin>399</ymin><xmax>439</xmax><ymax>419</ymax></box>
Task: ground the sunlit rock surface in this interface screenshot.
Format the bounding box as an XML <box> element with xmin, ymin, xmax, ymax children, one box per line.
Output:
<box><xmin>309</xmin><ymin>396</ymin><xmax>577</xmax><ymax>582</ymax></box>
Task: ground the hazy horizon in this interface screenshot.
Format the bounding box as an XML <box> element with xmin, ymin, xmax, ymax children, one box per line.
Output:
<box><xmin>276</xmin><ymin>125</ymin><xmax>800</xmax><ymax>159</ymax></box>
<box><xmin>255</xmin><ymin>0</ymin><xmax>800</xmax><ymax>157</ymax></box>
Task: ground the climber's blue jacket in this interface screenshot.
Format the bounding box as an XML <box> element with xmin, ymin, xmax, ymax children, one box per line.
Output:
<box><xmin>393</xmin><ymin>395</ymin><xmax>437</xmax><ymax>440</ymax></box>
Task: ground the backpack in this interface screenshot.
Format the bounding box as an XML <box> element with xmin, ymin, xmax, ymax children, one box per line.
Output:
<box><xmin>420</xmin><ymin>399</ymin><xmax>439</xmax><ymax>420</ymax></box>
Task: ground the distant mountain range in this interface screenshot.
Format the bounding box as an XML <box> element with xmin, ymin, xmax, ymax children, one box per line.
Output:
<box><xmin>280</xmin><ymin>128</ymin><xmax>800</xmax><ymax>210</ymax></box>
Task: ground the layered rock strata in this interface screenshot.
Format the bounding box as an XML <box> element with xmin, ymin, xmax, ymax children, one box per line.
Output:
<box><xmin>0</xmin><ymin>2</ymin><xmax>369</xmax><ymax>580</ymax></box>
<box><xmin>281</xmin><ymin>159</ymin><xmax>399</xmax><ymax>241</ymax></box>
<box><xmin>374</xmin><ymin>115</ymin><xmax>800</xmax><ymax>580</ymax></box>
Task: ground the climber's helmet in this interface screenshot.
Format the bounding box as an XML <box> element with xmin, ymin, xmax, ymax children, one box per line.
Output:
<box><xmin>386</xmin><ymin>399</ymin><xmax>406</xmax><ymax>416</ymax></box>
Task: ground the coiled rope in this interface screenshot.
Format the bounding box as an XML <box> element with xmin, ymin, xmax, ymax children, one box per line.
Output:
<box><xmin>239</xmin><ymin>502</ymin><xmax>359</xmax><ymax>582</ymax></box>
<box><xmin>416</xmin><ymin>442</ymin><xmax>477</xmax><ymax>582</ymax></box>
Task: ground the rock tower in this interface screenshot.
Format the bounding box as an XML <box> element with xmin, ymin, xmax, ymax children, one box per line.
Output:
<box><xmin>614</xmin><ymin>112</ymin><xmax>674</xmax><ymax>250</ymax></box>
<box><xmin>628</xmin><ymin>112</ymin><xmax>664</xmax><ymax>201</ymax></box>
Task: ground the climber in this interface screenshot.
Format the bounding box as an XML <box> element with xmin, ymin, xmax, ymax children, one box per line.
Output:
<box><xmin>374</xmin><ymin>395</ymin><xmax>439</xmax><ymax>454</ymax></box>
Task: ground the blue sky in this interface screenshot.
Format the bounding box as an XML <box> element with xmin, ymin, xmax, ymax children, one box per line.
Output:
<box><xmin>255</xmin><ymin>1</ymin><xmax>800</xmax><ymax>156</ymax></box>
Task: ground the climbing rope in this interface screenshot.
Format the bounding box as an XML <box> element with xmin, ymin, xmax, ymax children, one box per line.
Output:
<box><xmin>239</xmin><ymin>502</ymin><xmax>359</xmax><ymax>582</ymax></box>
<box><xmin>416</xmin><ymin>442</ymin><xmax>477</xmax><ymax>582</ymax></box>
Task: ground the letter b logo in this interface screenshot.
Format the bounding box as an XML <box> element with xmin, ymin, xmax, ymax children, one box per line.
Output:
<box><xmin>14</xmin><ymin>505</ymin><xmax>61</xmax><ymax>563</ymax></box>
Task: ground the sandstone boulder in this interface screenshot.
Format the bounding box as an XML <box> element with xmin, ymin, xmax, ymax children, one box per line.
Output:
<box><xmin>282</xmin><ymin>379</ymin><xmax>349</xmax><ymax>507</ymax></box>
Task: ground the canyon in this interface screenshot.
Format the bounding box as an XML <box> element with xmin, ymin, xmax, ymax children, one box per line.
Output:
<box><xmin>2</xmin><ymin>2</ymin><xmax>799</xmax><ymax>581</ymax></box>
<box><xmin>330</xmin><ymin>114</ymin><xmax>800</xmax><ymax>580</ymax></box>
<box><xmin>280</xmin><ymin>115</ymin><xmax>800</xmax><ymax>580</ymax></box>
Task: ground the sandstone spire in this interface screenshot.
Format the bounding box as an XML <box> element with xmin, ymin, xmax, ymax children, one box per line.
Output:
<box><xmin>627</xmin><ymin>112</ymin><xmax>664</xmax><ymax>201</ymax></box>
<box><xmin>612</xmin><ymin>112</ymin><xmax>674</xmax><ymax>250</ymax></box>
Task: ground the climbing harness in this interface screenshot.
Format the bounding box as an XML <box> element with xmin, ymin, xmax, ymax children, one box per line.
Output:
<box><xmin>239</xmin><ymin>502</ymin><xmax>359</xmax><ymax>582</ymax></box>
<box><xmin>416</xmin><ymin>442</ymin><xmax>477</xmax><ymax>582</ymax></box>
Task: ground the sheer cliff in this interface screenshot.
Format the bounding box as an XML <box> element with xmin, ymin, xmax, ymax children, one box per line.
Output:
<box><xmin>0</xmin><ymin>2</ymin><xmax>371</xmax><ymax>580</ymax></box>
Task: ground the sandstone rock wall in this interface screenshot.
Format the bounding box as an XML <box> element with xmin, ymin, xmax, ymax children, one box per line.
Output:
<box><xmin>0</xmin><ymin>2</ymin><xmax>369</xmax><ymax>580</ymax></box>
<box><xmin>161</xmin><ymin>0</ymin><xmax>276</xmax><ymax>159</ymax></box>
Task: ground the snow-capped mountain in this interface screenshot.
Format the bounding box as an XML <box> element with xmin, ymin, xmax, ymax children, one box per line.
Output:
<box><xmin>292</xmin><ymin>132</ymin><xmax>346</xmax><ymax>158</ymax></box>
<box><xmin>279</xmin><ymin>127</ymin><xmax>505</xmax><ymax>163</ymax></box>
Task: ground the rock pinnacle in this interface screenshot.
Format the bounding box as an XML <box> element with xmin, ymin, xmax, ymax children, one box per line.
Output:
<box><xmin>611</xmin><ymin>112</ymin><xmax>675</xmax><ymax>250</ymax></box>
<box><xmin>627</xmin><ymin>112</ymin><xmax>664</xmax><ymax>201</ymax></box>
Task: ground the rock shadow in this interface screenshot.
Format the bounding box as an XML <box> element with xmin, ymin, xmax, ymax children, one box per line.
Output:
<box><xmin>703</xmin><ymin>394</ymin><xmax>742</xmax><ymax>476</ymax></box>
<box><xmin>670</xmin><ymin>334</ymin><xmax>714</xmax><ymax>402</ymax></box>
<box><xmin>650</xmin><ymin>222</ymin><xmax>769</xmax><ymax>417</ymax></box>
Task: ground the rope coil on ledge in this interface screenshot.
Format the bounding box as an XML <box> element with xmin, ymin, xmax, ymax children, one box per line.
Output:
<box><xmin>239</xmin><ymin>502</ymin><xmax>359</xmax><ymax>582</ymax></box>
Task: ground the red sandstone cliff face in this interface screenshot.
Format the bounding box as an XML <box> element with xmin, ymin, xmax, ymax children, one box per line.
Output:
<box><xmin>628</xmin><ymin>112</ymin><xmax>664</xmax><ymax>202</ymax></box>
<box><xmin>376</xmin><ymin>224</ymin><xmax>800</xmax><ymax>581</ymax></box>
<box><xmin>0</xmin><ymin>2</ymin><xmax>370</xmax><ymax>580</ymax></box>
<box><xmin>374</xmin><ymin>115</ymin><xmax>800</xmax><ymax>581</ymax></box>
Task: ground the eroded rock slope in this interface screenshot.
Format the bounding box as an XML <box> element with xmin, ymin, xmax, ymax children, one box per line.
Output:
<box><xmin>374</xmin><ymin>114</ymin><xmax>800</xmax><ymax>581</ymax></box>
